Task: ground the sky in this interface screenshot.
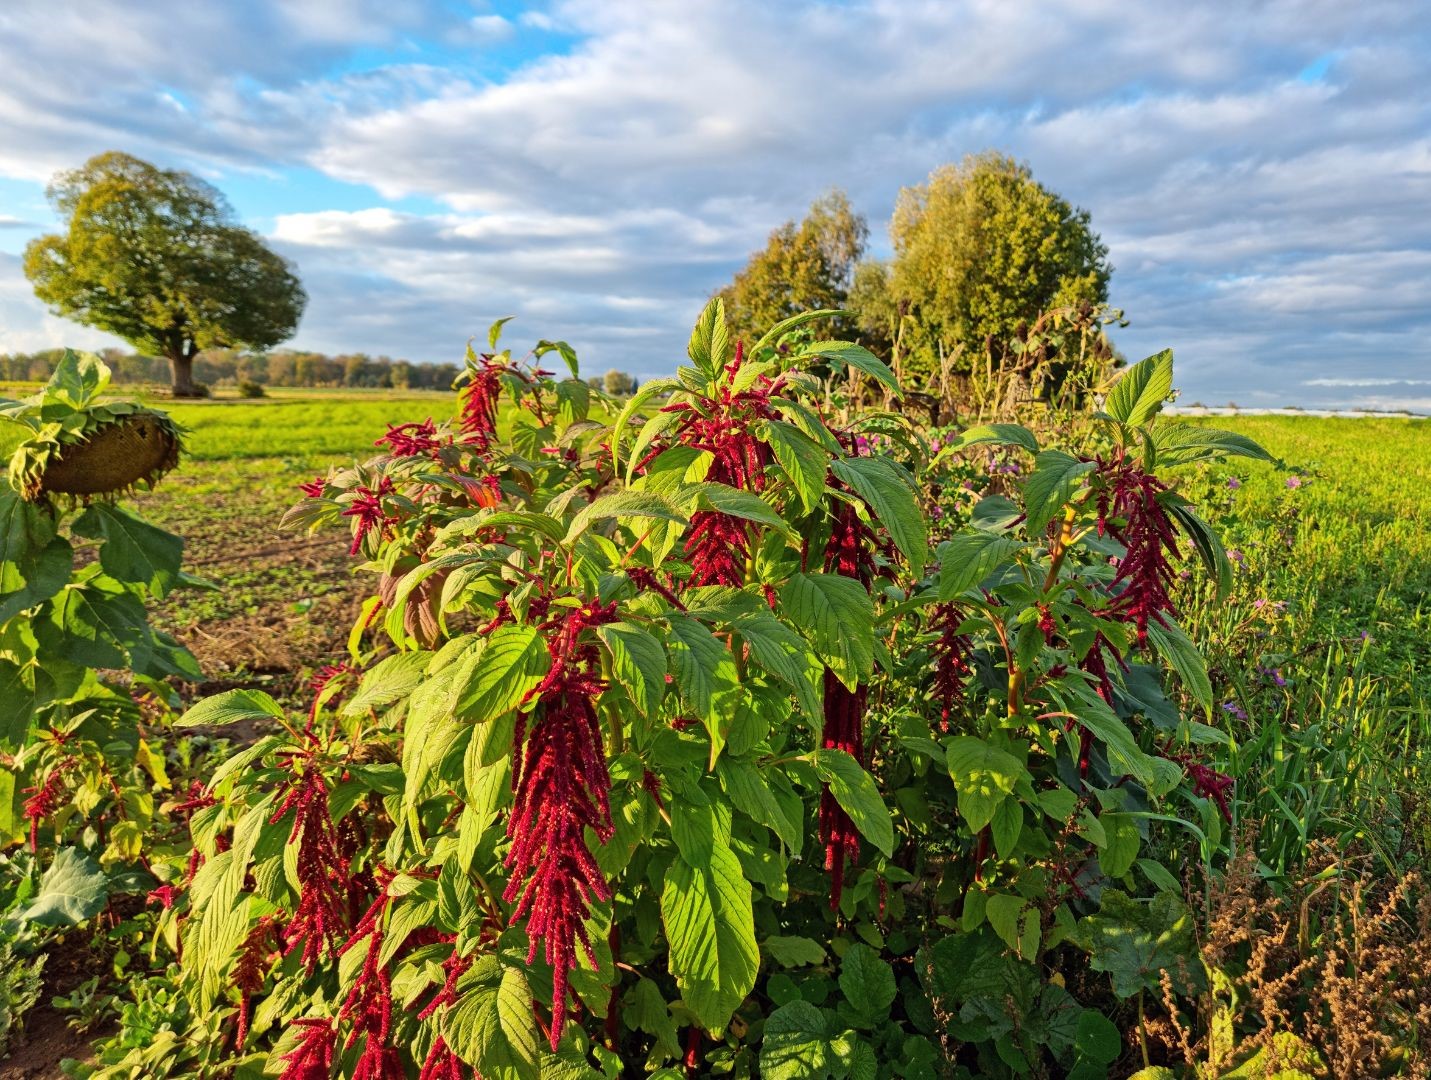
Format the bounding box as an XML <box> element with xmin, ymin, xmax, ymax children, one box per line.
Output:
<box><xmin>0</xmin><ymin>0</ymin><xmax>1428</xmax><ymax>411</ymax></box>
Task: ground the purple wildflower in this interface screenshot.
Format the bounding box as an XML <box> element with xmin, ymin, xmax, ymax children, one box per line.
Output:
<box><xmin>1221</xmin><ymin>701</ymin><xmax>1248</xmax><ymax>721</ymax></box>
<box><xmin>1285</xmin><ymin>475</ymin><xmax>1303</xmax><ymax>489</ymax></box>
<box><xmin>1226</xmin><ymin>477</ymin><xmax>1242</xmax><ymax>491</ymax></box>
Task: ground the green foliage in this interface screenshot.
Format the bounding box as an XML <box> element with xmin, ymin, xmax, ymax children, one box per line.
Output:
<box><xmin>23</xmin><ymin>151</ymin><xmax>305</xmax><ymax>395</ymax></box>
<box><xmin>717</xmin><ymin>190</ymin><xmax>868</xmax><ymax>343</ymax></box>
<box><xmin>0</xmin><ymin>940</ymin><xmax>44</xmax><ymax>1057</ymax></box>
<box><xmin>889</xmin><ymin>152</ymin><xmax>1111</xmax><ymax>385</ymax></box>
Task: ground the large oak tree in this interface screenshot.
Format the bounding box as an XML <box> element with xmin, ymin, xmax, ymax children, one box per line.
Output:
<box><xmin>24</xmin><ymin>152</ymin><xmax>306</xmax><ymax>397</ymax></box>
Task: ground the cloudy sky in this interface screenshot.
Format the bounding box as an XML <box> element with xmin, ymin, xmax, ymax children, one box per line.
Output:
<box><xmin>1</xmin><ymin>0</ymin><xmax>1428</xmax><ymax>409</ymax></box>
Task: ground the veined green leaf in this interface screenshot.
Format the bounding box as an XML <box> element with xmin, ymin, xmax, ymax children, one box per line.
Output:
<box><xmin>1104</xmin><ymin>349</ymin><xmax>1173</xmax><ymax>426</ymax></box>
<box><xmin>662</xmin><ymin>834</ymin><xmax>758</xmax><ymax>1033</ymax></box>
<box><xmin>1146</xmin><ymin>618</ymin><xmax>1213</xmax><ymax>713</ymax></box>
<box><xmin>811</xmin><ymin>748</ymin><xmax>894</xmax><ymax>857</ymax></box>
<box><xmin>455</xmin><ymin>625</ymin><xmax>549</xmax><ymax>723</ymax></box>
<box><xmin>597</xmin><ymin>622</ymin><xmax>666</xmax><ymax>717</ymax></box>
<box><xmin>798</xmin><ymin>340</ymin><xmax>901</xmax><ymax>397</ymax></box>
<box><xmin>831</xmin><ymin>457</ymin><xmax>927</xmax><ymax>576</ymax></box>
<box><xmin>762</xmin><ymin>421</ymin><xmax>828</xmax><ymax>514</ymax></box>
<box><xmin>952</xmin><ymin>423</ymin><xmax>1039</xmax><ymax>454</ymax></box>
<box><xmin>565</xmin><ymin>489</ymin><xmax>687</xmax><ymax>542</ymax></box>
<box><xmin>780</xmin><ymin>572</ymin><xmax>874</xmax><ymax>687</ymax></box>
<box><xmin>937</xmin><ymin>533</ymin><xmax>1026</xmax><ymax>599</ymax></box>
<box><xmin>177</xmin><ymin>688</ymin><xmax>284</xmax><ymax>729</ymax></box>
<box><xmin>1023</xmin><ymin>450</ymin><xmax>1095</xmax><ymax>535</ymax></box>
<box><xmin>944</xmin><ymin>736</ymin><xmax>1027</xmax><ymax>833</ymax></box>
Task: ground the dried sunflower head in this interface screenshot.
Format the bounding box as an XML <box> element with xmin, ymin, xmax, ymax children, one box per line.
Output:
<box><xmin>2</xmin><ymin>350</ymin><xmax>185</xmax><ymax>504</ymax></box>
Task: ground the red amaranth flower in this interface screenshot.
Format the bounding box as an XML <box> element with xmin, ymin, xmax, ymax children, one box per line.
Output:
<box><xmin>418</xmin><ymin>1038</ymin><xmax>468</xmax><ymax>1080</ymax></box>
<box><xmin>930</xmin><ymin>603</ymin><xmax>972</xmax><ymax>733</ymax></box>
<box><xmin>417</xmin><ymin>946</ymin><xmax>473</xmax><ymax>1021</ymax></box>
<box><xmin>376</xmin><ymin>417</ymin><xmax>446</xmax><ymax>459</ymax></box>
<box><xmin>459</xmin><ymin>362</ymin><xmax>503</xmax><ymax>449</ymax></box>
<box><xmin>342</xmin><ymin>476</ymin><xmax>398</xmax><ymax>556</ymax></box>
<box><xmin>1165</xmin><ymin>751</ymin><xmax>1234</xmax><ymax>822</ymax></box>
<box><xmin>818</xmin><ymin>494</ymin><xmax>877</xmax><ymax>909</ymax></box>
<box><xmin>269</xmin><ymin>762</ymin><xmax>347</xmax><ymax>973</ymax></box>
<box><xmin>22</xmin><ymin>761</ymin><xmax>71</xmax><ymax>853</ymax></box>
<box><xmin>339</xmin><ymin>888</ymin><xmax>403</xmax><ymax>1080</ymax></box>
<box><xmin>308</xmin><ymin>662</ymin><xmax>359</xmax><ymax>731</ymax></box>
<box><xmin>505</xmin><ymin>685</ymin><xmax>615</xmax><ymax>1050</ymax></box>
<box><xmin>1094</xmin><ymin>451</ymin><xmax>1181</xmax><ymax>643</ymax></box>
<box><xmin>277</xmin><ymin>1018</ymin><xmax>336</xmax><ymax>1080</ymax></box>
<box><xmin>146</xmin><ymin>884</ymin><xmax>179</xmax><ymax>910</ymax></box>
<box><xmin>233</xmin><ymin>916</ymin><xmax>276</xmax><ymax>1048</ymax></box>
<box><xmin>298</xmin><ymin>476</ymin><xmax>327</xmax><ymax>498</ymax></box>
<box><xmin>667</xmin><ymin>339</ymin><xmax>780</xmax><ymax>587</ymax></box>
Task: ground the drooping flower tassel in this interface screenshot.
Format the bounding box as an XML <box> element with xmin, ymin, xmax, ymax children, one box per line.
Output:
<box><xmin>820</xmin><ymin>670</ymin><xmax>869</xmax><ymax>909</ymax></box>
<box><xmin>505</xmin><ymin>637</ymin><xmax>615</xmax><ymax>1050</ymax></box>
<box><xmin>277</xmin><ymin>1018</ymin><xmax>337</xmax><ymax>1080</ymax></box>
<box><xmin>459</xmin><ymin>362</ymin><xmax>503</xmax><ymax>450</ymax></box>
<box><xmin>338</xmin><ymin>887</ymin><xmax>403</xmax><ymax>1080</ymax></box>
<box><xmin>1095</xmin><ymin>450</ymin><xmax>1181</xmax><ymax>642</ymax></box>
<box><xmin>818</xmin><ymin>495</ymin><xmax>877</xmax><ymax>909</ymax></box>
<box><xmin>930</xmin><ymin>603</ymin><xmax>972</xmax><ymax>733</ymax></box>
<box><xmin>268</xmin><ymin>761</ymin><xmax>347</xmax><ymax>973</ymax></box>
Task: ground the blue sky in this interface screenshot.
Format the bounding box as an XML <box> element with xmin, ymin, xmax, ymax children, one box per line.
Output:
<box><xmin>0</xmin><ymin>0</ymin><xmax>1428</xmax><ymax>410</ymax></box>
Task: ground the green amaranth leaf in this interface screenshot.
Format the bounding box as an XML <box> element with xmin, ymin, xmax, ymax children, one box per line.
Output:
<box><xmin>597</xmin><ymin>622</ymin><xmax>666</xmax><ymax>717</ymax></box>
<box><xmin>762</xmin><ymin>420</ymin><xmax>828</xmax><ymax>514</ymax></box>
<box><xmin>952</xmin><ymin>423</ymin><xmax>1039</xmax><ymax>454</ymax></box>
<box><xmin>661</xmin><ymin>834</ymin><xmax>758</xmax><ymax>1034</ymax></box>
<box><xmin>1022</xmin><ymin>450</ymin><xmax>1095</xmax><ymax>536</ymax></box>
<box><xmin>799</xmin><ymin>340</ymin><xmax>901</xmax><ymax>397</ymax></box>
<box><xmin>781</xmin><ymin>572</ymin><xmax>874</xmax><ymax>687</ymax></box>
<box><xmin>176</xmin><ymin>688</ymin><xmax>285</xmax><ymax>729</ymax></box>
<box><xmin>944</xmin><ymin>736</ymin><xmax>1027</xmax><ymax>833</ymax></box>
<box><xmin>831</xmin><ymin>457</ymin><xmax>927</xmax><ymax>576</ymax></box>
<box><xmin>937</xmin><ymin>533</ymin><xmax>1026</xmax><ymax>600</ymax></box>
<box><xmin>811</xmin><ymin>748</ymin><xmax>894</xmax><ymax>857</ymax></box>
<box><xmin>1103</xmin><ymin>349</ymin><xmax>1174</xmax><ymax>426</ymax></box>
<box><xmin>455</xmin><ymin>625</ymin><xmax>550</xmax><ymax>723</ymax></box>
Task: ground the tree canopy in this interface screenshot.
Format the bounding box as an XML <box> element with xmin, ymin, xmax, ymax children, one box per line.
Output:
<box><xmin>715</xmin><ymin>190</ymin><xmax>867</xmax><ymax>342</ymax></box>
<box><xmin>23</xmin><ymin>151</ymin><xmax>306</xmax><ymax>396</ymax></box>
<box><xmin>887</xmin><ymin>152</ymin><xmax>1111</xmax><ymax>384</ymax></box>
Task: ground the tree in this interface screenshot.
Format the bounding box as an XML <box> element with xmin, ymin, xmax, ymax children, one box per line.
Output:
<box><xmin>23</xmin><ymin>152</ymin><xmax>306</xmax><ymax>397</ymax></box>
<box><xmin>716</xmin><ymin>190</ymin><xmax>867</xmax><ymax>342</ymax></box>
<box><xmin>890</xmin><ymin>152</ymin><xmax>1110</xmax><ymax>386</ymax></box>
<box><xmin>603</xmin><ymin>369</ymin><xmax>633</xmax><ymax>396</ymax></box>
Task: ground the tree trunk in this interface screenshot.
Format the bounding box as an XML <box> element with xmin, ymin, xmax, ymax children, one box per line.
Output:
<box><xmin>168</xmin><ymin>346</ymin><xmax>200</xmax><ymax>397</ymax></box>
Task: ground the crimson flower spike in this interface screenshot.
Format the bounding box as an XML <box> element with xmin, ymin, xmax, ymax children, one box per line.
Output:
<box><xmin>268</xmin><ymin>763</ymin><xmax>347</xmax><ymax>973</ymax></box>
<box><xmin>276</xmin><ymin>1018</ymin><xmax>336</xmax><ymax>1080</ymax></box>
<box><xmin>819</xmin><ymin>494</ymin><xmax>878</xmax><ymax>908</ymax></box>
<box><xmin>505</xmin><ymin>678</ymin><xmax>615</xmax><ymax>1051</ymax></box>
<box><xmin>459</xmin><ymin>363</ymin><xmax>502</xmax><ymax>449</ymax></box>
<box><xmin>1094</xmin><ymin>449</ymin><xmax>1181</xmax><ymax>643</ymax></box>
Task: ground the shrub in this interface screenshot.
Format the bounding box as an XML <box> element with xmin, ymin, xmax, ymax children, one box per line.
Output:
<box><xmin>237</xmin><ymin>379</ymin><xmax>266</xmax><ymax>399</ymax></box>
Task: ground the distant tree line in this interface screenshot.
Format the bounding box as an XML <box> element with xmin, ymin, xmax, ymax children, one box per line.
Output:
<box><xmin>0</xmin><ymin>347</ymin><xmax>462</xmax><ymax>392</ymax></box>
<box><xmin>1</xmin><ymin>347</ymin><xmax>645</xmax><ymax>398</ymax></box>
